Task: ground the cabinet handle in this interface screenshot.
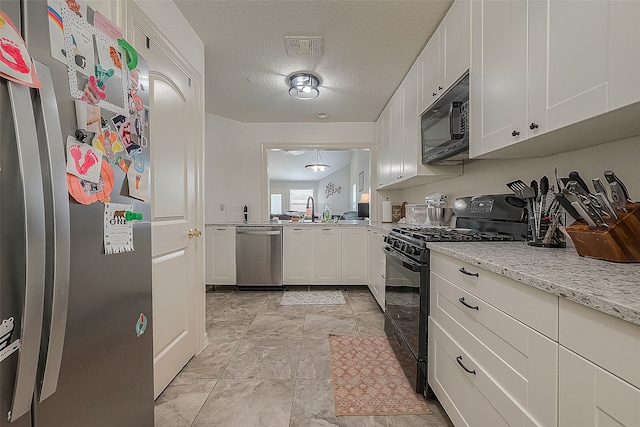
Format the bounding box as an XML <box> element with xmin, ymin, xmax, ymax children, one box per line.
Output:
<box><xmin>293</xmin><ymin>228</ymin><xmax>303</xmax><ymax>231</ymax></box>
<box><xmin>458</xmin><ymin>297</ymin><xmax>479</xmax><ymax>310</ymax></box>
<box><xmin>322</xmin><ymin>228</ymin><xmax>331</xmax><ymax>231</ymax></box>
<box><xmin>438</xmin><ymin>86</ymin><xmax>443</xmax><ymax>90</ymax></box>
<box><xmin>458</xmin><ymin>267</ymin><xmax>479</xmax><ymax>277</ymax></box>
<box><xmin>216</xmin><ymin>228</ymin><xmax>226</xmax><ymax>231</ymax></box>
<box><xmin>512</xmin><ymin>130</ymin><xmax>520</xmax><ymax>137</ymax></box>
<box><xmin>456</xmin><ymin>356</ymin><xmax>476</xmax><ymax>375</ymax></box>
<box><xmin>432</xmin><ymin>92</ymin><xmax>437</xmax><ymax>97</ymax></box>
<box><xmin>529</xmin><ymin>122</ymin><xmax>539</xmax><ymax>130</ymax></box>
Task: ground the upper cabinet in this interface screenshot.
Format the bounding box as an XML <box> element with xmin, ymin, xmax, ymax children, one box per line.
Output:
<box><xmin>376</xmin><ymin>0</ymin><xmax>468</xmax><ymax>191</ymax></box>
<box><xmin>471</xmin><ymin>0</ymin><xmax>640</xmax><ymax>159</ymax></box>
<box><xmin>418</xmin><ymin>0</ymin><xmax>470</xmax><ymax>116</ymax></box>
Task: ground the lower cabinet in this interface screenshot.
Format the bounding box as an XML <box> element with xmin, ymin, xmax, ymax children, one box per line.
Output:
<box><xmin>341</xmin><ymin>227</ymin><xmax>367</xmax><ymax>284</ymax></box>
<box><xmin>311</xmin><ymin>227</ymin><xmax>342</xmax><ymax>284</ymax></box>
<box><xmin>282</xmin><ymin>226</ymin><xmax>367</xmax><ymax>286</ymax></box>
<box><xmin>429</xmin><ymin>252</ymin><xmax>558</xmax><ymax>427</ymax></box>
<box><xmin>206</xmin><ymin>226</ymin><xmax>236</xmax><ymax>285</ymax></box>
<box><xmin>283</xmin><ymin>227</ymin><xmax>312</xmax><ymax>284</ymax></box>
<box><xmin>367</xmin><ymin>227</ymin><xmax>386</xmax><ymax>309</ymax></box>
<box><xmin>559</xmin><ymin>347</ymin><xmax>640</xmax><ymax>427</ymax></box>
<box><xmin>429</xmin><ymin>251</ymin><xmax>640</xmax><ymax>427</ymax></box>
<box><xmin>558</xmin><ymin>298</ymin><xmax>640</xmax><ymax>427</ymax></box>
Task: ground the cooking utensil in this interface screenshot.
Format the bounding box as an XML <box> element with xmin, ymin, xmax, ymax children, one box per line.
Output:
<box><xmin>568</xmin><ymin>171</ymin><xmax>591</xmax><ymax>195</ymax></box>
<box><xmin>592</xmin><ymin>178</ymin><xmax>618</xmax><ymax>220</ymax></box>
<box><xmin>583</xmin><ymin>199</ymin><xmax>609</xmax><ymax>228</ymax></box>
<box><xmin>506</xmin><ymin>180</ymin><xmax>536</xmax><ymax>200</ymax></box>
<box><xmin>555</xmin><ymin>193</ymin><xmax>582</xmax><ymax>221</ymax></box>
<box><xmin>608</xmin><ymin>182</ymin><xmax>629</xmax><ymax>213</ymax></box>
<box><xmin>604</xmin><ymin>170</ymin><xmax>632</xmax><ymax>202</ymax></box>
<box><xmin>554</xmin><ymin>166</ymin><xmax>563</xmax><ymax>191</ymax></box>
<box><xmin>562</xmin><ymin>189</ymin><xmax>599</xmax><ymax>227</ymax></box>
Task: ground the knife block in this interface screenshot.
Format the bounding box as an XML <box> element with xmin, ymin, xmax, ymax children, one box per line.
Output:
<box><xmin>566</xmin><ymin>203</ymin><xmax>640</xmax><ymax>262</ymax></box>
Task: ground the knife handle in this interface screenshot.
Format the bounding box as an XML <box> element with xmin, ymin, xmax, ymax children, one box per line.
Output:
<box><xmin>555</xmin><ymin>193</ymin><xmax>583</xmax><ymax>221</ymax></box>
<box><xmin>569</xmin><ymin>171</ymin><xmax>591</xmax><ymax>195</ymax></box>
<box><xmin>604</xmin><ymin>170</ymin><xmax>631</xmax><ymax>202</ymax></box>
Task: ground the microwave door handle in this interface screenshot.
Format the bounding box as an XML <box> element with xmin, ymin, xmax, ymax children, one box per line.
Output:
<box><xmin>449</xmin><ymin>102</ymin><xmax>462</xmax><ymax>140</ymax></box>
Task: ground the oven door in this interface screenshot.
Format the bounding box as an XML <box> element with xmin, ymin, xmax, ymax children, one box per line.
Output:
<box><xmin>383</xmin><ymin>246</ymin><xmax>428</xmax><ymax>394</ymax></box>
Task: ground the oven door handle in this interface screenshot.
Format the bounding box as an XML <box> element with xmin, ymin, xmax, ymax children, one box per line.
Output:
<box><xmin>383</xmin><ymin>246</ymin><xmax>422</xmax><ymax>272</ymax></box>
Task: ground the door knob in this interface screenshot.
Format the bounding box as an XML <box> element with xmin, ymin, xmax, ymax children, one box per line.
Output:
<box><xmin>188</xmin><ymin>228</ymin><xmax>202</xmax><ymax>238</ymax></box>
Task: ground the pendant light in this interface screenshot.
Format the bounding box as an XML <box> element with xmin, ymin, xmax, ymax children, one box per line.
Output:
<box><xmin>305</xmin><ymin>150</ymin><xmax>330</xmax><ymax>172</ymax></box>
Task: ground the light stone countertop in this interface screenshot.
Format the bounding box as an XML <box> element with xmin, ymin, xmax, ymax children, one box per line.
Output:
<box><xmin>427</xmin><ymin>241</ymin><xmax>640</xmax><ymax>327</ymax></box>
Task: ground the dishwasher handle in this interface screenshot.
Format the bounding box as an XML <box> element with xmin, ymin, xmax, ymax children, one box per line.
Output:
<box><xmin>236</xmin><ymin>230</ymin><xmax>282</xmax><ymax>236</ymax></box>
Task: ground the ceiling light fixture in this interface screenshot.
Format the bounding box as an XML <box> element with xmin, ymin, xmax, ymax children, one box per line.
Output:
<box><xmin>288</xmin><ymin>73</ymin><xmax>320</xmax><ymax>100</ymax></box>
<box><xmin>316</xmin><ymin>112</ymin><xmax>328</xmax><ymax>118</ymax></box>
<box><xmin>305</xmin><ymin>149</ymin><xmax>330</xmax><ymax>172</ymax></box>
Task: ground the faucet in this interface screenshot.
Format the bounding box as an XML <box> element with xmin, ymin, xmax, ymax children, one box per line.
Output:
<box><xmin>306</xmin><ymin>196</ymin><xmax>315</xmax><ymax>222</ymax></box>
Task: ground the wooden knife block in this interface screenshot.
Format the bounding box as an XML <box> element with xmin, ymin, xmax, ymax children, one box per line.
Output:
<box><xmin>566</xmin><ymin>203</ymin><xmax>640</xmax><ymax>262</ymax></box>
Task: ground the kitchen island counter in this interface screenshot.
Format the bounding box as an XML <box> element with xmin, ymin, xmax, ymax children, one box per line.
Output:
<box><xmin>427</xmin><ymin>241</ymin><xmax>640</xmax><ymax>326</ymax></box>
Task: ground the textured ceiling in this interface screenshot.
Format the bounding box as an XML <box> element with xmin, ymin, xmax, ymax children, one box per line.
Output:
<box><xmin>173</xmin><ymin>0</ymin><xmax>453</xmax><ymax>123</ymax></box>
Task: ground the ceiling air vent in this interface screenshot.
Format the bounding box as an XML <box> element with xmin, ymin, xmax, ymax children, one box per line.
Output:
<box><xmin>285</xmin><ymin>36</ymin><xmax>323</xmax><ymax>56</ymax></box>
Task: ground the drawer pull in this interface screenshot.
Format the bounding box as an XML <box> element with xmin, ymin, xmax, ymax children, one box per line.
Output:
<box><xmin>456</xmin><ymin>356</ymin><xmax>476</xmax><ymax>375</ymax></box>
<box><xmin>458</xmin><ymin>267</ymin><xmax>479</xmax><ymax>277</ymax></box>
<box><xmin>458</xmin><ymin>297</ymin><xmax>479</xmax><ymax>310</ymax></box>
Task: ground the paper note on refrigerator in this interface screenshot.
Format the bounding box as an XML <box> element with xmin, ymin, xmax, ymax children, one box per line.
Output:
<box><xmin>104</xmin><ymin>203</ymin><xmax>134</xmax><ymax>254</ymax></box>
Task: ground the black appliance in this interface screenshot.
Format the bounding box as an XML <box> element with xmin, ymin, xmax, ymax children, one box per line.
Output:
<box><xmin>383</xmin><ymin>194</ymin><xmax>527</xmax><ymax>396</ymax></box>
<box><xmin>421</xmin><ymin>74</ymin><xmax>469</xmax><ymax>165</ymax></box>
<box><xmin>357</xmin><ymin>202</ymin><xmax>369</xmax><ymax>219</ymax></box>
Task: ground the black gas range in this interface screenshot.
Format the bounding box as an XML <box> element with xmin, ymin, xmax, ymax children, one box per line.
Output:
<box><xmin>383</xmin><ymin>194</ymin><xmax>527</xmax><ymax>397</ymax></box>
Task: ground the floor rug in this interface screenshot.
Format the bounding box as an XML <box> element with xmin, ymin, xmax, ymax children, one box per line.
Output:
<box><xmin>329</xmin><ymin>335</ymin><xmax>431</xmax><ymax>416</ymax></box>
<box><xmin>280</xmin><ymin>290</ymin><xmax>346</xmax><ymax>305</ymax></box>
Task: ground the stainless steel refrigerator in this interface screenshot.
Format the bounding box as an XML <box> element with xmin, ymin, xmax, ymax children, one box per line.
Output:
<box><xmin>0</xmin><ymin>1</ymin><xmax>153</xmax><ymax>426</ymax></box>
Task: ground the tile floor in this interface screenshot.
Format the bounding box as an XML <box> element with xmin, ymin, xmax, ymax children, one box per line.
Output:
<box><xmin>154</xmin><ymin>286</ymin><xmax>454</xmax><ymax>427</ymax></box>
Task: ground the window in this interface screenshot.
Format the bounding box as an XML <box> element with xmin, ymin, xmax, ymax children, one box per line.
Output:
<box><xmin>270</xmin><ymin>193</ymin><xmax>283</xmax><ymax>215</ymax></box>
<box><xmin>289</xmin><ymin>189</ymin><xmax>314</xmax><ymax>213</ymax></box>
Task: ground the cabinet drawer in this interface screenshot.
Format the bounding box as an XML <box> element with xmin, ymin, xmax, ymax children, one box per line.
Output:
<box><xmin>559</xmin><ymin>347</ymin><xmax>640</xmax><ymax>427</ymax></box>
<box><xmin>430</xmin><ymin>251</ymin><xmax>558</xmax><ymax>340</ymax></box>
<box><xmin>559</xmin><ymin>298</ymin><xmax>640</xmax><ymax>390</ymax></box>
<box><xmin>429</xmin><ymin>319</ymin><xmax>543</xmax><ymax>427</ymax></box>
<box><xmin>431</xmin><ymin>273</ymin><xmax>558</xmax><ymax>427</ymax></box>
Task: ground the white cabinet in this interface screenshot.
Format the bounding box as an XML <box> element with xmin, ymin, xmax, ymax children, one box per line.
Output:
<box><xmin>471</xmin><ymin>0</ymin><xmax>640</xmax><ymax>159</ymax></box>
<box><xmin>375</xmin><ymin>0</ymin><xmax>467</xmax><ymax>191</ymax></box>
<box><xmin>429</xmin><ymin>252</ymin><xmax>559</xmax><ymax>427</ymax></box>
<box><xmin>311</xmin><ymin>227</ymin><xmax>342</xmax><ymax>284</ymax></box>
<box><xmin>341</xmin><ymin>227</ymin><xmax>367</xmax><ymax>284</ymax></box>
<box><xmin>558</xmin><ymin>299</ymin><xmax>640</xmax><ymax>427</ymax></box>
<box><xmin>206</xmin><ymin>226</ymin><xmax>236</xmax><ymax>285</ymax></box>
<box><xmin>469</xmin><ymin>0</ymin><xmax>531</xmax><ymax>158</ymax></box>
<box><xmin>418</xmin><ymin>32</ymin><xmax>440</xmax><ymax>115</ymax></box>
<box><xmin>418</xmin><ymin>0</ymin><xmax>470</xmax><ymax>116</ymax></box>
<box><xmin>377</xmin><ymin>61</ymin><xmax>462</xmax><ymax>190</ymax></box>
<box><xmin>559</xmin><ymin>348</ymin><xmax>640</xmax><ymax>427</ymax></box>
<box><xmin>283</xmin><ymin>227</ymin><xmax>312</xmax><ymax>284</ymax></box>
<box><xmin>376</xmin><ymin>105</ymin><xmax>391</xmax><ymax>188</ymax></box>
<box><xmin>367</xmin><ymin>228</ymin><xmax>386</xmax><ymax>310</ymax></box>
<box><xmin>389</xmin><ymin>90</ymin><xmax>403</xmax><ymax>183</ymax></box>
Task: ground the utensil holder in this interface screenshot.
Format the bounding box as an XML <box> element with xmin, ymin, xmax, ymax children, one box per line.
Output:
<box><xmin>566</xmin><ymin>203</ymin><xmax>640</xmax><ymax>262</ymax></box>
<box><xmin>527</xmin><ymin>214</ymin><xmax>566</xmax><ymax>248</ymax></box>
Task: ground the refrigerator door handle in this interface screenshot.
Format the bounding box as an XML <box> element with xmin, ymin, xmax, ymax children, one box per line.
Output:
<box><xmin>7</xmin><ymin>81</ymin><xmax>47</xmax><ymax>422</ymax></box>
<box><xmin>33</xmin><ymin>61</ymin><xmax>71</xmax><ymax>402</ymax></box>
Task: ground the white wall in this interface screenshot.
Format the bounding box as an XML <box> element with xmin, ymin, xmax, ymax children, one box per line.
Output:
<box><xmin>205</xmin><ymin>114</ymin><xmax>375</xmax><ymax>223</ymax></box>
<box><xmin>350</xmin><ymin>150</ymin><xmax>371</xmax><ymax>202</ymax></box>
<box><xmin>316</xmin><ymin>165</ymin><xmax>351</xmax><ymax>216</ymax></box>
<box><xmin>396</xmin><ymin>134</ymin><xmax>640</xmax><ymax>213</ymax></box>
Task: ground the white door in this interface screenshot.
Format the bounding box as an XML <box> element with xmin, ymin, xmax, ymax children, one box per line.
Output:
<box><xmin>130</xmin><ymin>25</ymin><xmax>200</xmax><ymax>398</ymax></box>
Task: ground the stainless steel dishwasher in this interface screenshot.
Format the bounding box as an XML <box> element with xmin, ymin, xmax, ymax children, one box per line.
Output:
<box><xmin>235</xmin><ymin>226</ymin><xmax>283</xmax><ymax>287</ymax></box>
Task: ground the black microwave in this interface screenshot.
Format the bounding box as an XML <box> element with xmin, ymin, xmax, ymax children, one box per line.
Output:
<box><xmin>421</xmin><ymin>74</ymin><xmax>469</xmax><ymax>165</ymax></box>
